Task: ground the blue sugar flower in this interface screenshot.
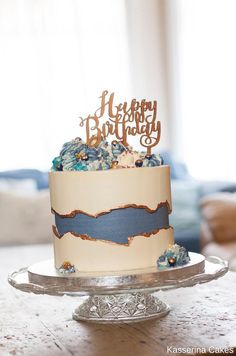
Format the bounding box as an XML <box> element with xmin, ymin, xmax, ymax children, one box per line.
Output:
<box><xmin>100</xmin><ymin>147</ymin><xmax>110</xmax><ymax>159</ymax></box>
<box><xmin>74</xmin><ymin>162</ymin><xmax>88</xmax><ymax>171</ymax></box>
<box><xmin>143</xmin><ymin>154</ymin><xmax>162</xmax><ymax>167</ymax></box>
<box><xmin>98</xmin><ymin>160</ymin><xmax>112</xmax><ymax>170</ymax></box>
<box><xmin>111</xmin><ymin>141</ymin><xmax>126</xmax><ymax>158</ymax></box>
<box><xmin>52</xmin><ymin>156</ymin><xmax>62</xmax><ymax>171</ymax></box>
<box><xmin>86</xmin><ymin>147</ymin><xmax>100</xmax><ymax>161</ymax></box>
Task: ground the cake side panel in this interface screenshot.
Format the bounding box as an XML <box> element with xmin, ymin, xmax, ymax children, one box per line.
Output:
<box><xmin>53</xmin><ymin>227</ymin><xmax>174</xmax><ymax>271</ymax></box>
<box><xmin>49</xmin><ymin>166</ymin><xmax>174</xmax><ymax>271</ymax></box>
<box><xmin>49</xmin><ymin>166</ymin><xmax>172</xmax><ymax>215</ymax></box>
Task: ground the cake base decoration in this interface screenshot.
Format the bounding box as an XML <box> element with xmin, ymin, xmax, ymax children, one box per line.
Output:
<box><xmin>157</xmin><ymin>244</ymin><xmax>190</xmax><ymax>269</ymax></box>
<box><xmin>58</xmin><ymin>261</ymin><xmax>76</xmax><ymax>274</ymax></box>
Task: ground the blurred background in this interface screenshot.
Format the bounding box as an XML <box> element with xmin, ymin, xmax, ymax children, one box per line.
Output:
<box><xmin>1</xmin><ymin>0</ymin><xmax>236</xmax><ymax>268</ymax></box>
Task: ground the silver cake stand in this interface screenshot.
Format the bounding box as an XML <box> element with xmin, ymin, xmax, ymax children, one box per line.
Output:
<box><xmin>8</xmin><ymin>252</ymin><xmax>228</xmax><ymax>323</ymax></box>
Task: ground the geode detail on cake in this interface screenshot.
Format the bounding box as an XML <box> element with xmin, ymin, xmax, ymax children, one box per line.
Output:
<box><xmin>50</xmin><ymin>161</ymin><xmax>173</xmax><ymax>271</ymax></box>
<box><xmin>157</xmin><ymin>244</ymin><xmax>190</xmax><ymax>269</ymax></box>
<box><xmin>52</xmin><ymin>201</ymin><xmax>170</xmax><ymax>244</ymax></box>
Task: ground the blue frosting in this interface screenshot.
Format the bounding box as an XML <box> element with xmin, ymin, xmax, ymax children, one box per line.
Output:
<box><xmin>143</xmin><ymin>154</ymin><xmax>163</xmax><ymax>167</ymax></box>
<box><xmin>51</xmin><ymin>138</ymin><xmax>163</xmax><ymax>171</ymax></box>
<box><xmin>111</xmin><ymin>141</ymin><xmax>126</xmax><ymax>158</ymax></box>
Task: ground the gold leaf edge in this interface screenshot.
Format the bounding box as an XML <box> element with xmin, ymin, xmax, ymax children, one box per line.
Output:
<box><xmin>51</xmin><ymin>200</ymin><xmax>171</xmax><ymax>218</ymax></box>
<box><xmin>52</xmin><ymin>225</ymin><xmax>173</xmax><ymax>246</ymax></box>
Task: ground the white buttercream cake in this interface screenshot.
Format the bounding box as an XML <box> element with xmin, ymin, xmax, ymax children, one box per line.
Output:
<box><xmin>49</xmin><ymin>138</ymin><xmax>177</xmax><ymax>272</ymax></box>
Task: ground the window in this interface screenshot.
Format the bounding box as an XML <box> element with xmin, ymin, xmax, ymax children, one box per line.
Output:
<box><xmin>0</xmin><ymin>0</ymin><xmax>131</xmax><ymax>170</ymax></box>
<box><xmin>175</xmin><ymin>0</ymin><xmax>236</xmax><ymax>181</ymax></box>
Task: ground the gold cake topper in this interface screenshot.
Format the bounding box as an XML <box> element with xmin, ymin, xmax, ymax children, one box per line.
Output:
<box><xmin>79</xmin><ymin>90</ymin><xmax>161</xmax><ymax>154</ymax></box>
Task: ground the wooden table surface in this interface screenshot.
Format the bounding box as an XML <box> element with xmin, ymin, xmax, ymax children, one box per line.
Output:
<box><xmin>0</xmin><ymin>244</ymin><xmax>236</xmax><ymax>356</ymax></box>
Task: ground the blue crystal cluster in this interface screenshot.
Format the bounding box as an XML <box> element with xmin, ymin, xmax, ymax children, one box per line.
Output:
<box><xmin>157</xmin><ymin>244</ymin><xmax>190</xmax><ymax>269</ymax></box>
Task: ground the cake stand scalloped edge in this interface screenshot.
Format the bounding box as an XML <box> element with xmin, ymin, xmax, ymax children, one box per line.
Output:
<box><xmin>8</xmin><ymin>253</ymin><xmax>228</xmax><ymax>323</ymax></box>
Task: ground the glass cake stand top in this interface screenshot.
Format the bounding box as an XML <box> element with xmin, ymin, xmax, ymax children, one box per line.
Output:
<box><xmin>8</xmin><ymin>253</ymin><xmax>228</xmax><ymax>323</ymax></box>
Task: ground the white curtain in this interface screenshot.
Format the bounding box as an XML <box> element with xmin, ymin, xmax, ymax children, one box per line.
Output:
<box><xmin>3</xmin><ymin>0</ymin><xmax>216</xmax><ymax>174</ymax></box>
<box><xmin>167</xmin><ymin>0</ymin><xmax>236</xmax><ymax>181</ymax></box>
<box><xmin>0</xmin><ymin>0</ymin><xmax>132</xmax><ymax>170</ymax></box>
<box><xmin>0</xmin><ymin>0</ymin><xmax>173</xmax><ymax>171</ymax></box>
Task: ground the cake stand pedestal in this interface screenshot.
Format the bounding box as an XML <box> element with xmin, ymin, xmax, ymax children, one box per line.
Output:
<box><xmin>8</xmin><ymin>252</ymin><xmax>228</xmax><ymax>323</ymax></box>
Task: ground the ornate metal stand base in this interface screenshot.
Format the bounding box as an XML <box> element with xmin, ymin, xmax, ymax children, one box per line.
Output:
<box><xmin>8</xmin><ymin>253</ymin><xmax>228</xmax><ymax>324</ymax></box>
<box><xmin>73</xmin><ymin>292</ymin><xmax>170</xmax><ymax>323</ymax></box>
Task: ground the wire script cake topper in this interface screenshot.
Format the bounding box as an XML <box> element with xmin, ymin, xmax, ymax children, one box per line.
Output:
<box><xmin>79</xmin><ymin>90</ymin><xmax>161</xmax><ymax>154</ymax></box>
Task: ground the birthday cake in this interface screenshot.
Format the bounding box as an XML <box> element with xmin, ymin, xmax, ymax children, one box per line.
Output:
<box><xmin>49</xmin><ymin>91</ymin><xmax>189</xmax><ymax>272</ymax></box>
